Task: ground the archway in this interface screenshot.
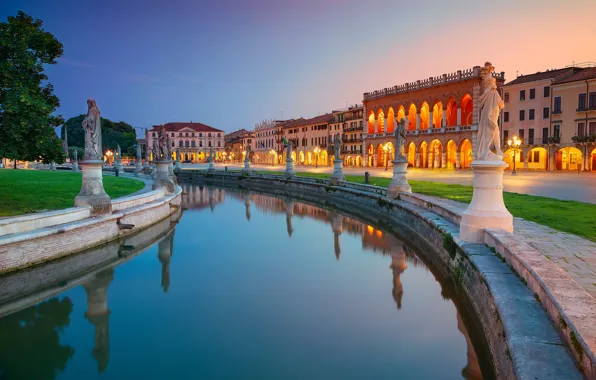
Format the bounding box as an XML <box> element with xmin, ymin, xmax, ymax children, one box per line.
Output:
<box><xmin>185</xmin><ymin>153</ymin><xmax>190</xmax><ymax>161</ymax></box>
<box><xmin>306</xmin><ymin>151</ymin><xmax>312</xmax><ymax>165</ymax></box>
<box><xmin>376</xmin><ymin>144</ymin><xmax>384</xmax><ymax>168</ymax></box>
<box><xmin>396</xmin><ymin>106</ymin><xmax>406</xmax><ymax>127</ymax></box>
<box><xmin>345</xmin><ymin>156</ymin><xmax>352</xmax><ymax>166</ymax></box>
<box><xmin>527</xmin><ymin>147</ymin><xmax>548</xmax><ymax>170</ymax></box>
<box><xmin>459</xmin><ymin>139</ymin><xmax>472</xmax><ymax>168</ymax></box>
<box><xmin>356</xmin><ymin>156</ymin><xmax>362</xmax><ymax>167</ymax></box>
<box><xmin>407</xmin><ymin>142</ymin><xmax>416</xmax><ymax>167</ymax></box>
<box><xmin>503</xmin><ymin>148</ymin><xmax>521</xmax><ymax>170</ymax></box>
<box><xmin>433</xmin><ymin>101</ymin><xmax>443</xmax><ymax>129</ymax></box>
<box><xmin>461</xmin><ymin>94</ymin><xmax>473</xmax><ymax>126</ymax></box>
<box><xmin>592</xmin><ymin>148</ymin><xmax>596</xmax><ymax>171</ymax></box>
<box><xmin>419</xmin><ymin>141</ymin><xmax>428</xmax><ymax>168</ymax></box>
<box><xmin>368</xmin><ymin>112</ymin><xmax>375</xmax><ymax>134</ymax></box>
<box><xmin>556</xmin><ymin>147</ymin><xmax>583</xmax><ymax>171</ymax></box>
<box><xmin>446</xmin><ymin>98</ymin><xmax>457</xmax><ymax>126</ymax></box>
<box><xmin>386</xmin><ymin>108</ymin><xmax>395</xmax><ymax>134</ymax></box>
<box><xmin>420</xmin><ymin>102</ymin><xmax>430</xmax><ymax>130</ymax></box>
<box><xmin>299</xmin><ymin>151</ymin><xmax>305</xmax><ymax>164</ymax></box>
<box><xmin>429</xmin><ymin>139</ymin><xmax>443</xmax><ymax>168</ymax></box>
<box><xmin>198</xmin><ymin>152</ymin><xmax>205</xmax><ymax>161</ymax></box>
<box><xmin>191</xmin><ymin>153</ymin><xmax>196</xmax><ymax>162</ymax></box>
<box><xmin>320</xmin><ymin>150</ymin><xmax>329</xmax><ymax>166</ymax></box>
<box><xmin>446</xmin><ymin>140</ymin><xmax>457</xmax><ymax>169</ymax></box>
<box><xmin>407</xmin><ymin>104</ymin><xmax>417</xmax><ymax>131</ymax></box>
<box><xmin>291</xmin><ymin>151</ymin><xmax>296</xmax><ymax>162</ymax></box>
<box><xmin>367</xmin><ymin>144</ymin><xmax>374</xmax><ymax>167</ymax></box>
<box><xmin>377</xmin><ymin>110</ymin><xmax>385</xmax><ymax>134</ymax></box>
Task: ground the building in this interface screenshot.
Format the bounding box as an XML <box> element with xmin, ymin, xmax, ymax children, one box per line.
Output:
<box><xmin>502</xmin><ymin>62</ymin><xmax>596</xmax><ymax>172</ymax></box>
<box><xmin>294</xmin><ymin>113</ymin><xmax>334</xmax><ymax>166</ymax></box>
<box><xmin>253</xmin><ymin>119</ymin><xmax>281</xmax><ymax>165</ymax></box>
<box><xmin>362</xmin><ymin>64</ymin><xmax>505</xmax><ymax>169</ymax></box>
<box><xmin>330</xmin><ymin>105</ymin><xmax>364</xmax><ymax>167</ymax></box>
<box><xmin>145</xmin><ymin>122</ymin><xmax>224</xmax><ymax>163</ymax></box>
<box><xmin>224</xmin><ymin>128</ymin><xmax>255</xmax><ymax>163</ymax></box>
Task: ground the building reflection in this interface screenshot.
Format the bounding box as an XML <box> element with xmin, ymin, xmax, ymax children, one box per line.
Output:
<box><xmin>83</xmin><ymin>268</ymin><xmax>114</xmax><ymax>373</ymax></box>
<box><xmin>180</xmin><ymin>183</ymin><xmax>225</xmax><ymax>212</ymax></box>
<box><xmin>457</xmin><ymin>312</ymin><xmax>483</xmax><ymax>380</ymax></box>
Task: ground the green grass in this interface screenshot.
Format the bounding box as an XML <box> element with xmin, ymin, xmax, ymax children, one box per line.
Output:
<box><xmin>257</xmin><ymin>170</ymin><xmax>596</xmax><ymax>242</ymax></box>
<box><xmin>0</xmin><ymin>170</ymin><xmax>145</xmax><ymax>217</ymax></box>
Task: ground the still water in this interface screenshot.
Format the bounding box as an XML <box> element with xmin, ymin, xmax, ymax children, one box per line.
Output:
<box><xmin>0</xmin><ymin>185</ymin><xmax>492</xmax><ymax>380</ymax></box>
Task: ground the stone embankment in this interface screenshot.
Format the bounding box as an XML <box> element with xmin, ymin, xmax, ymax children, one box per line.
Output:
<box><xmin>179</xmin><ymin>170</ymin><xmax>590</xmax><ymax>379</ymax></box>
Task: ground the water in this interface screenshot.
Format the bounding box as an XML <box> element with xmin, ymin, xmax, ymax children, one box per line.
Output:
<box><xmin>0</xmin><ymin>185</ymin><xmax>492</xmax><ymax>380</ymax></box>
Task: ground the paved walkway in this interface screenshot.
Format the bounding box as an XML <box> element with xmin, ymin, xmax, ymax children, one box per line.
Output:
<box><xmin>183</xmin><ymin>163</ymin><xmax>596</xmax><ymax>204</ymax></box>
<box><xmin>430</xmin><ymin>196</ymin><xmax>596</xmax><ymax>299</ymax></box>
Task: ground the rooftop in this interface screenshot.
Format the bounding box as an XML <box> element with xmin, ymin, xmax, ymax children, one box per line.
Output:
<box><xmin>149</xmin><ymin>122</ymin><xmax>222</xmax><ymax>133</ymax></box>
<box><xmin>553</xmin><ymin>67</ymin><xmax>596</xmax><ymax>85</ymax></box>
<box><xmin>504</xmin><ymin>68</ymin><xmax>581</xmax><ymax>86</ymax></box>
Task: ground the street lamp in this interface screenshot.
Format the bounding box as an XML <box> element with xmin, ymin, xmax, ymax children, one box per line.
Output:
<box><xmin>105</xmin><ymin>150</ymin><xmax>113</xmax><ymax>165</ymax></box>
<box><xmin>314</xmin><ymin>146</ymin><xmax>320</xmax><ymax>168</ymax></box>
<box><xmin>383</xmin><ymin>142</ymin><xmax>392</xmax><ymax>171</ymax></box>
<box><xmin>507</xmin><ymin>136</ymin><xmax>522</xmax><ymax>175</ymax></box>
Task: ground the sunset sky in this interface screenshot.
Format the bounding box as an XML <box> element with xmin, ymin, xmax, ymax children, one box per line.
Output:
<box><xmin>2</xmin><ymin>0</ymin><xmax>595</xmax><ymax>134</ymax></box>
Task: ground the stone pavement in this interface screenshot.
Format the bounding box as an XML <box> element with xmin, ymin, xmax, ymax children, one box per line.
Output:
<box><xmin>183</xmin><ymin>162</ymin><xmax>596</xmax><ymax>204</ymax></box>
<box><xmin>428</xmin><ymin>196</ymin><xmax>596</xmax><ymax>299</ymax></box>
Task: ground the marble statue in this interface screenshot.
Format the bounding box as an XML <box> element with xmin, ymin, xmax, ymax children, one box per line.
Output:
<box><xmin>176</xmin><ymin>149</ymin><xmax>181</xmax><ymax>162</ymax></box>
<box><xmin>476</xmin><ymin>62</ymin><xmax>505</xmax><ymax>161</ymax></box>
<box><xmin>82</xmin><ymin>99</ymin><xmax>102</xmax><ymax>160</ymax></box>
<box><xmin>136</xmin><ymin>144</ymin><xmax>142</xmax><ymax>161</ymax></box>
<box><xmin>334</xmin><ymin>134</ymin><xmax>341</xmax><ymax>160</ymax></box>
<box><xmin>394</xmin><ymin>117</ymin><xmax>406</xmax><ymax>158</ymax></box>
<box><xmin>116</xmin><ymin>145</ymin><xmax>121</xmax><ymax>161</ymax></box>
<box><xmin>285</xmin><ymin>141</ymin><xmax>293</xmax><ymax>160</ymax></box>
<box><xmin>73</xmin><ymin>149</ymin><xmax>78</xmax><ymax>162</ymax></box>
<box><xmin>152</xmin><ymin>138</ymin><xmax>158</xmax><ymax>161</ymax></box>
<box><xmin>209</xmin><ymin>146</ymin><xmax>214</xmax><ymax>162</ymax></box>
<box><xmin>157</xmin><ymin>125</ymin><xmax>170</xmax><ymax>160</ymax></box>
<box><xmin>245</xmin><ymin>144</ymin><xmax>251</xmax><ymax>160</ymax></box>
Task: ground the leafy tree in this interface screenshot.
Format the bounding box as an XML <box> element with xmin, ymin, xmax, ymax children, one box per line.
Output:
<box><xmin>0</xmin><ymin>11</ymin><xmax>65</xmax><ymax>166</ymax></box>
<box><xmin>62</xmin><ymin>115</ymin><xmax>138</xmax><ymax>157</ymax></box>
<box><xmin>0</xmin><ymin>297</ymin><xmax>75</xmax><ymax>379</ymax></box>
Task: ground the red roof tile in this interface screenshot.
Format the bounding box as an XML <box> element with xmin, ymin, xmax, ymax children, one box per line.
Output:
<box><xmin>504</xmin><ymin>68</ymin><xmax>580</xmax><ymax>86</ymax></box>
<box><xmin>150</xmin><ymin>122</ymin><xmax>222</xmax><ymax>133</ymax></box>
<box><xmin>553</xmin><ymin>67</ymin><xmax>596</xmax><ymax>85</ymax></box>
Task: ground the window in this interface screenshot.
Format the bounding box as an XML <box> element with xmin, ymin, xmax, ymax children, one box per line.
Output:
<box><xmin>179</xmin><ymin>133</ymin><xmax>183</xmax><ymax>137</ymax></box>
<box><xmin>553</xmin><ymin>97</ymin><xmax>562</xmax><ymax>113</ymax></box>
<box><xmin>518</xmin><ymin>129</ymin><xmax>524</xmax><ymax>142</ymax></box>
<box><xmin>192</xmin><ymin>133</ymin><xmax>195</xmax><ymax>137</ymax></box>
<box><xmin>578</xmin><ymin>93</ymin><xmax>586</xmax><ymax>110</ymax></box>
<box><xmin>218</xmin><ymin>141</ymin><xmax>221</xmax><ymax>147</ymax></box>
<box><xmin>171</xmin><ymin>133</ymin><xmax>175</xmax><ymax>137</ymax></box>
<box><xmin>529</xmin><ymin>128</ymin><xmax>534</xmax><ymax>144</ymax></box>
<box><xmin>529</xmin><ymin>150</ymin><xmax>540</xmax><ymax>163</ymax></box>
<box><xmin>530</xmin><ymin>89</ymin><xmax>535</xmax><ymax>99</ymax></box>
<box><xmin>590</xmin><ymin>92</ymin><xmax>596</xmax><ymax>109</ymax></box>
<box><xmin>504</xmin><ymin>112</ymin><xmax>509</xmax><ymax>122</ymax></box>
<box><xmin>185</xmin><ymin>140</ymin><xmax>189</xmax><ymax>147</ymax></box>
<box><xmin>529</xmin><ymin>109</ymin><xmax>535</xmax><ymax>120</ymax></box>
<box><xmin>544</xmin><ymin>86</ymin><xmax>550</xmax><ymax>97</ymax></box>
<box><xmin>543</xmin><ymin>107</ymin><xmax>549</xmax><ymax>119</ymax></box>
<box><xmin>590</xmin><ymin>122</ymin><xmax>596</xmax><ymax>135</ymax></box>
<box><xmin>218</xmin><ymin>133</ymin><xmax>221</xmax><ymax>137</ymax></box>
<box><xmin>542</xmin><ymin>127</ymin><xmax>549</xmax><ymax>144</ymax></box>
<box><xmin>519</xmin><ymin>110</ymin><xmax>525</xmax><ymax>121</ymax></box>
<box><xmin>208</xmin><ymin>133</ymin><xmax>211</xmax><ymax>137</ymax></box>
<box><xmin>554</xmin><ymin>124</ymin><xmax>560</xmax><ymax>137</ymax></box>
<box><xmin>199</xmin><ymin>141</ymin><xmax>202</xmax><ymax>147</ymax></box>
<box><xmin>186</xmin><ymin>132</ymin><xmax>189</xmax><ymax>137</ymax></box>
<box><xmin>152</xmin><ymin>132</ymin><xmax>156</xmax><ymax>137</ymax></box>
<box><xmin>578</xmin><ymin>122</ymin><xmax>586</xmax><ymax>136</ymax></box>
<box><xmin>504</xmin><ymin>92</ymin><xmax>509</xmax><ymax>103</ymax></box>
<box><xmin>503</xmin><ymin>130</ymin><xmax>509</xmax><ymax>141</ymax></box>
<box><xmin>191</xmin><ymin>141</ymin><xmax>195</xmax><ymax>147</ymax></box>
<box><xmin>178</xmin><ymin>140</ymin><xmax>183</xmax><ymax>147</ymax></box>
<box><xmin>520</xmin><ymin>90</ymin><xmax>526</xmax><ymax>101</ymax></box>
<box><xmin>208</xmin><ymin>141</ymin><xmax>211</xmax><ymax>147</ymax></box>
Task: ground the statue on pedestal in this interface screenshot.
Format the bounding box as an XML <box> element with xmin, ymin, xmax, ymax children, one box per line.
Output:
<box><xmin>334</xmin><ymin>134</ymin><xmax>341</xmax><ymax>160</ymax></box>
<box><xmin>73</xmin><ymin>149</ymin><xmax>78</xmax><ymax>162</ymax></box>
<box><xmin>476</xmin><ymin>62</ymin><xmax>505</xmax><ymax>161</ymax></box>
<box><xmin>157</xmin><ymin>125</ymin><xmax>170</xmax><ymax>160</ymax></box>
<box><xmin>245</xmin><ymin>144</ymin><xmax>251</xmax><ymax>163</ymax></box>
<box><xmin>286</xmin><ymin>141</ymin><xmax>293</xmax><ymax>161</ymax></box>
<box><xmin>394</xmin><ymin>117</ymin><xmax>406</xmax><ymax>159</ymax></box>
<box><xmin>135</xmin><ymin>144</ymin><xmax>142</xmax><ymax>162</ymax></box>
<box><xmin>82</xmin><ymin>99</ymin><xmax>102</xmax><ymax>161</ymax></box>
<box><xmin>209</xmin><ymin>146</ymin><xmax>214</xmax><ymax>162</ymax></box>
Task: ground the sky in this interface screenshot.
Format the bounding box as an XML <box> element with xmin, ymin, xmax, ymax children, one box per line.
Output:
<box><xmin>2</xmin><ymin>0</ymin><xmax>596</xmax><ymax>135</ymax></box>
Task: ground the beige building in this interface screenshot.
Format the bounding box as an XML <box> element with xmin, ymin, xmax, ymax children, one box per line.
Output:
<box><xmin>146</xmin><ymin>122</ymin><xmax>224</xmax><ymax>163</ymax></box>
<box><xmin>330</xmin><ymin>105</ymin><xmax>364</xmax><ymax>167</ymax></box>
<box><xmin>224</xmin><ymin>128</ymin><xmax>254</xmax><ymax>163</ymax></box>
<box><xmin>293</xmin><ymin>114</ymin><xmax>334</xmax><ymax>166</ymax></box>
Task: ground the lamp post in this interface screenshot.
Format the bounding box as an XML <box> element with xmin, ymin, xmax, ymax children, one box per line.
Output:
<box><xmin>314</xmin><ymin>146</ymin><xmax>320</xmax><ymax>168</ymax></box>
<box><xmin>507</xmin><ymin>136</ymin><xmax>522</xmax><ymax>176</ymax></box>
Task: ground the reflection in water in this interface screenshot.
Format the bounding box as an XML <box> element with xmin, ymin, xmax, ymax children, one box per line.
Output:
<box><xmin>0</xmin><ymin>185</ymin><xmax>489</xmax><ymax>379</ymax></box>
<box><xmin>0</xmin><ymin>297</ymin><xmax>74</xmax><ymax>380</ymax></box>
<box><xmin>83</xmin><ymin>268</ymin><xmax>113</xmax><ymax>373</ymax></box>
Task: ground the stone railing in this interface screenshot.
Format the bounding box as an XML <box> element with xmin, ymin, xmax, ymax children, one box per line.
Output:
<box><xmin>0</xmin><ymin>207</ymin><xmax>91</xmax><ymax>237</ymax></box>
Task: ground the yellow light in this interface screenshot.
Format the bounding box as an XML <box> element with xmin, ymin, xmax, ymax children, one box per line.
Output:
<box><xmin>507</xmin><ymin>139</ymin><xmax>512</xmax><ymax>146</ymax></box>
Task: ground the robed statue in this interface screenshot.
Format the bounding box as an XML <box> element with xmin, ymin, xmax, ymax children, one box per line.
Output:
<box><xmin>245</xmin><ymin>144</ymin><xmax>251</xmax><ymax>163</ymax></box>
<box><xmin>286</xmin><ymin>140</ymin><xmax>293</xmax><ymax>161</ymax></box>
<box><xmin>82</xmin><ymin>99</ymin><xmax>102</xmax><ymax>160</ymax></box>
<box><xmin>157</xmin><ymin>125</ymin><xmax>170</xmax><ymax>160</ymax></box>
<box><xmin>476</xmin><ymin>62</ymin><xmax>505</xmax><ymax>161</ymax></box>
<box><xmin>334</xmin><ymin>134</ymin><xmax>341</xmax><ymax>160</ymax></box>
<box><xmin>135</xmin><ymin>144</ymin><xmax>142</xmax><ymax>161</ymax></box>
<box><xmin>394</xmin><ymin>117</ymin><xmax>406</xmax><ymax>159</ymax></box>
<box><xmin>116</xmin><ymin>145</ymin><xmax>121</xmax><ymax>161</ymax></box>
<box><xmin>73</xmin><ymin>149</ymin><xmax>78</xmax><ymax>162</ymax></box>
<box><xmin>208</xmin><ymin>146</ymin><xmax>214</xmax><ymax>162</ymax></box>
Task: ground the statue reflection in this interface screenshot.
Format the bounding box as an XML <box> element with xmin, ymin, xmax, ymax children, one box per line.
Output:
<box><xmin>244</xmin><ymin>192</ymin><xmax>252</xmax><ymax>222</ymax></box>
<box><xmin>330</xmin><ymin>211</ymin><xmax>343</xmax><ymax>260</ymax></box>
<box><xmin>285</xmin><ymin>199</ymin><xmax>295</xmax><ymax>237</ymax></box>
<box><xmin>83</xmin><ymin>267</ymin><xmax>114</xmax><ymax>373</ymax></box>
<box><xmin>389</xmin><ymin>241</ymin><xmax>407</xmax><ymax>310</ymax></box>
<box><xmin>158</xmin><ymin>230</ymin><xmax>175</xmax><ymax>293</ymax></box>
<box><xmin>458</xmin><ymin>311</ymin><xmax>483</xmax><ymax>380</ymax></box>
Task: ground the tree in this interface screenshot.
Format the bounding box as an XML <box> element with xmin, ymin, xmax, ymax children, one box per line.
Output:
<box><xmin>0</xmin><ymin>11</ymin><xmax>65</xmax><ymax>166</ymax></box>
<box><xmin>61</xmin><ymin>115</ymin><xmax>138</xmax><ymax>157</ymax></box>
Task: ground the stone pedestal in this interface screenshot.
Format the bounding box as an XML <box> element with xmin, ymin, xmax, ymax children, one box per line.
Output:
<box><xmin>72</xmin><ymin>161</ymin><xmax>80</xmax><ymax>172</ymax></box>
<box><xmin>208</xmin><ymin>159</ymin><xmax>215</xmax><ymax>172</ymax></box>
<box><xmin>174</xmin><ymin>160</ymin><xmax>181</xmax><ymax>171</ymax></box>
<box><xmin>49</xmin><ymin>162</ymin><xmax>56</xmax><ymax>171</ymax></box>
<box><xmin>330</xmin><ymin>158</ymin><xmax>345</xmax><ymax>185</ymax></box>
<box><xmin>153</xmin><ymin>160</ymin><xmax>175</xmax><ymax>194</ymax></box>
<box><xmin>460</xmin><ymin>160</ymin><xmax>513</xmax><ymax>242</ymax></box>
<box><xmin>284</xmin><ymin>157</ymin><xmax>295</xmax><ymax>177</ymax></box>
<box><xmin>75</xmin><ymin>160</ymin><xmax>112</xmax><ymax>215</ymax></box>
<box><xmin>242</xmin><ymin>160</ymin><xmax>251</xmax><ymax>174</ymax></box>
<box><xmin>114</xmin><ymin>161</ymin><xmax>123</xmax><ymax>172</ymax></box>
<box><xmin>387</xmin><ymin>157</ymin><xmax>411</xmax><ymax>199</ymax></box>
<box><xmin>134</xmin><ymin>162</ymin><xmax>142</xmax><ymax>176</ymax></box>
<box><xmin>150</xmin><ymin>163</ymin><xmax>157</xmax><ymax>179</ymax></box>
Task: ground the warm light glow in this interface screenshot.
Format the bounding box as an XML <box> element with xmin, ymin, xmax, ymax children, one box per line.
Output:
<box><xmin>314</xmin><ymin>146</ymin><xmax>320</xmax><ymax>154</ymax></box>
<box><xmin>366</xmin><ymin>225</ymin><xmax>374</xmax><ymax>235</ymax></box>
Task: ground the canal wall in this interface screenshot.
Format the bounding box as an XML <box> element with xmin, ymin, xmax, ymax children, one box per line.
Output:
<box><xmin>179</xmin><ymin>170</ymin><xmax>585</xmax><ymax>380</ymax></box>
<box><xmin>0</xmin><ymin>186</ymin><xmax>183</xmax><ymax>274</ymax></box>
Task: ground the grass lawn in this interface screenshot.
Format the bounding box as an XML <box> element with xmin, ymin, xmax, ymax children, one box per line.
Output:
<box><xmin>257</xmin><ymin>171</ymin><xmax>596</xmax><ymax>242</ymax></box>
<box><xmin>0</xmin><ymin>170</ymin><xmax>145</xmax><ymax>217</ymax></box>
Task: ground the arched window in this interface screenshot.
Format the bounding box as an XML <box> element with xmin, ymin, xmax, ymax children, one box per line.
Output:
<box><xmin>185</xmin><ymin>140</ymin><xmax>190</xmax><ymax>148</ymax></box>
<box><xmin>178</xmin><ymin>140</ymin><xmax>183</xmax><ymax>147</ymax></box>
<box><xmin>191</xmin><ymin>140</ymin><xmax>196</xmax><ymax>147</ymax></box>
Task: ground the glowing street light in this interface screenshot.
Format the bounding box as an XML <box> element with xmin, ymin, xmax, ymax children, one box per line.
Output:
<box><xmin>314</xmin><ymin>146</ymin><xmax>320</xmax><ymax>168</ymax></box>
<box><xmin>506</xmin><ymin>136</ymin><xmax>522</xmax><ymax>176</ymax></box>
<box><xmin>105</xmin><ymin>150</ymin><xmax>113</xmax><ymax>165</ymax></box>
